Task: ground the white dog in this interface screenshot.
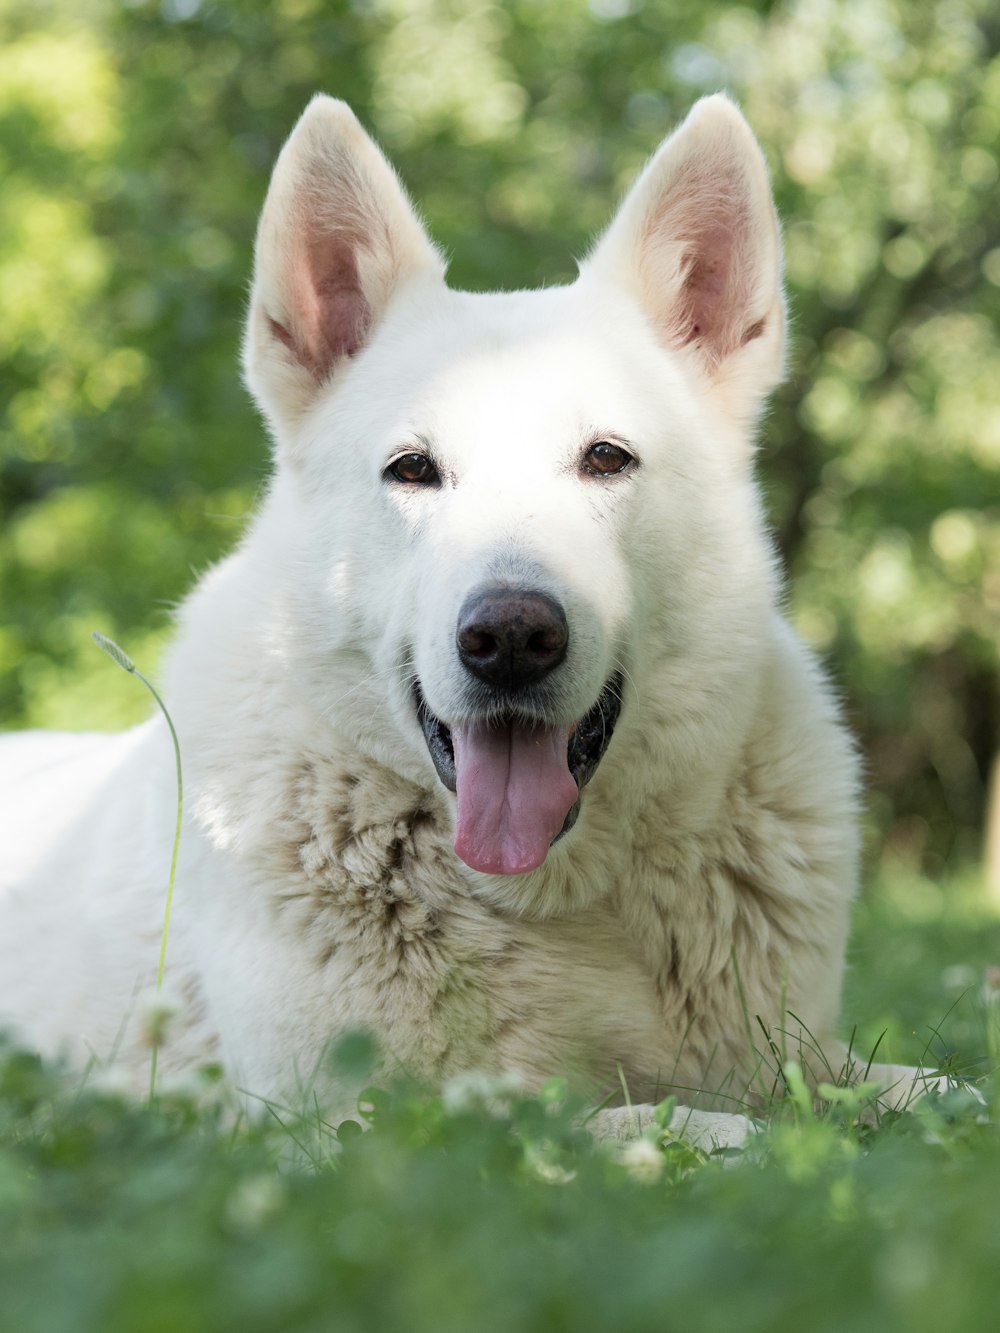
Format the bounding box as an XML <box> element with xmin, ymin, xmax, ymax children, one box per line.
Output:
<box><xmin>0</xmin><ymin>96</ymin><xmax>939</xmax><ymax>1146</ymax></box>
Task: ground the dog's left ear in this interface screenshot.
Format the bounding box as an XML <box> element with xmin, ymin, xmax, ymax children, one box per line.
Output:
<box><xmin>584</xmin><ymin>95</ymin><xmax>785</xmax><ymax>425</ymax></box>
<box><xmin>243</xmin><ymin>96</ymin><xmax>446</xmax><ymax>443</ymax></box>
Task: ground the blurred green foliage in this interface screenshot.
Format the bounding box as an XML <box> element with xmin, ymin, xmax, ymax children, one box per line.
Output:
<box><xmin>0</xmin><ymin>0</ymin><xmax>997</xmax><ymax>879</ymax></box>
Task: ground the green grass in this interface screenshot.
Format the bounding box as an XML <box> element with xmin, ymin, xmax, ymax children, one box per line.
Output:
<box><xmin>1</xmin><ymin>888</ymin><xmax>998</xmax><ymax>1333</ymax></box>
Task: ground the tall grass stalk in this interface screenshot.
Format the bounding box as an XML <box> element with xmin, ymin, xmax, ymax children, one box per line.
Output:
<box><xmin>92</xmin><ymin>631</ymin><xmax>183</xmax><ymax>1100</ymax></box>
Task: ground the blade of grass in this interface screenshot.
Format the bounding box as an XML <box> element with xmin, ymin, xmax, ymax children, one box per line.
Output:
<box><xmin>92</xmin><ymin>631</ymin><xmax>183</xmax><ymax>1102</ymax></box>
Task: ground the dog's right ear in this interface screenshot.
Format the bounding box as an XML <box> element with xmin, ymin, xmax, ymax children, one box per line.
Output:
<box><xmin>243</xmin><ymin>96</ymin><xmax>446</xmax><ymax>443</ymax></box>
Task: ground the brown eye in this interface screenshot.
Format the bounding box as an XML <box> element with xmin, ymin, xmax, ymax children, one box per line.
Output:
<box><xmin>583</xmin><ymin>441</ymin><xmax>634</xmax><ymax>476</ymax></box>
<box><xmin>386</xmin><ymin>452</ymin><xmax>440</xmax><ymax>485</ymax></box>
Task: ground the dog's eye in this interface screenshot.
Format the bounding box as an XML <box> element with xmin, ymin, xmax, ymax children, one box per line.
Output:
<box><xmin>582</xmin><ymin>441</ymin><xmax>635</xmax><ymax>477</ymax></box>
<box><xmin>386</xmin><ymin>453</ymin><xmax>440</xmax><ymax>485</ymax></box>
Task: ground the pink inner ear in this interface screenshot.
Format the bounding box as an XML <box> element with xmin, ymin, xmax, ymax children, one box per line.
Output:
<box><xmin>652</xmin><ymin>168</ymin><xmax>764</xmax><ymax>367</ymax></box>
<box><xmin>275</xmin><ymin>229</ymin><xmax>373</xmax><ymax>381</ymax></box>
<box><xmin>676</xmin><ymin>208</ymin><xmax>756</xmax><ymax>365</ymax></box>
<box><xmin>680</xmin><ymin>222</ymin><xmax>736</xmax><ymax>343</ymax></box>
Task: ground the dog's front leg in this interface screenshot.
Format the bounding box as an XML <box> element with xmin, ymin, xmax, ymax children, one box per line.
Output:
<box><xmin>588</xmin><ymin>1103</ymin><xmax>761</xmax><ymax>1152</ymax></box>
<box><xmin>860</xmin><ymin>1059</ymin><xmax>985</xmax><ymax>1113</ymax></box>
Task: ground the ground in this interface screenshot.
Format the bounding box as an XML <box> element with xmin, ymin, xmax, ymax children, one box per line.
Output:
<box><xmin>1</xmin><ymin>873</ymin><xmax>997</xmax><ymax>1333</ymax></box>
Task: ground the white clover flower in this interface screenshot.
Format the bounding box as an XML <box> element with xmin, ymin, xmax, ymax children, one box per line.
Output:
<box><xmin>524</xmin><ymin>1141</ymin><xmax>577</xmax><ymax>1185</ymax></box>
<box><xmin>86</xmin><ymin>1066</ymin><xmax>135</xmax><ymax>1100</ymax></box>
<box><xmin>619</xmin><ymin>1137</ymin><xmax>665</xmax><ymax>1184</ymax></box>
<box><xmin>224</xmin><ymin>1175</ymin><xmax>286</xmax><ymax>1233</ymax></box>
<box><xmin>940</xmin><ymin>963</ymin><xmax>977</xmax><ymax>991</ymax></box>
<box><xmin>441</xmin><ymin>1069</ymin><xmax>526</xmax><ymax>1116</ymax></box>
<box><xmin>136</xmin><ymin>985</ymin><xmax>183</xmax><ymax>1049</ymax></box>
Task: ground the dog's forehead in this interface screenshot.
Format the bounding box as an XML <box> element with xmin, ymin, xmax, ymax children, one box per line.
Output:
<box><xmin>369</xmin><ymin>281</ymin><xmax>689</xmax><ymax>453</ymax></box>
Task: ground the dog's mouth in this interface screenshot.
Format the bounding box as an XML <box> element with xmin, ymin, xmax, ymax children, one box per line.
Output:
<box><xmin>415</xmin><ymin>675</ymin><xmax>623</xmax><ymax>877</ymax></box>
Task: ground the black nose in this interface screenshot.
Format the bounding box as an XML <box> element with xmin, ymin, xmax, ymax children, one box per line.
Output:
<box><xmin>456</xmin><ymin>588</ymin><xmax>569</xmax><ymax>690</ymax></box>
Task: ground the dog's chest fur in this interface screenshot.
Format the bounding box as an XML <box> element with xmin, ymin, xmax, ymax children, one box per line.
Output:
<box><xmin>219</xmin><ymin>726</ymin><xmax>848</xmax><ymax>1106</ymax></box>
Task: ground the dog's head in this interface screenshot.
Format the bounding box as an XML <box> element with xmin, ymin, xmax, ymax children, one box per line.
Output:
<box><xmin>243</xmin><ymin>96</ymin><xmax>785</xmax><ymax>877</ymax></box>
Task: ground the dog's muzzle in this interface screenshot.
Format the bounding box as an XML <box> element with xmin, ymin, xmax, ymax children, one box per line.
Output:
<box><xmin>414</xmin><ymin>583</ymin><xmax>622</xmax><ymax>876</ymax></box>
<box><xmin>416</xmin><ymin>668</ymin><xmax>622</xmax><ymax>878</ymax></box>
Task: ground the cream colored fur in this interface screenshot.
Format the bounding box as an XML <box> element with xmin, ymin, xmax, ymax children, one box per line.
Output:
<box><xmin>0</xmin><ymin>96</ymin><xmax>944</xmax><ymax>1140</ymax></box>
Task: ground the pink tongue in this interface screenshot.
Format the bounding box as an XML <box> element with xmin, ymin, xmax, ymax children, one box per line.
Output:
<box><xmin>451</xmin><ymin>721</ymin><xmax>578</xmax><ymax>876</ymax></box>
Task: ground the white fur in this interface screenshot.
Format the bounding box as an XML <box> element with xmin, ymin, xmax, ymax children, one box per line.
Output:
<box><xmin>0</xmin><ymin>97</ymin><xmax>939</xmax><ymax>1133</ymax></box>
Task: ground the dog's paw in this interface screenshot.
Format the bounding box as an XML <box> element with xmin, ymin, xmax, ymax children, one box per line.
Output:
<box><xmin>588</xmin><ymin>1103</ymin><xmax>761</xmax><ymax>1152</ymax></box>
<box><xmin>865</xmin><ymin>1062</ymin><xmax>988</xmax><ymax>1114</ymax></box>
